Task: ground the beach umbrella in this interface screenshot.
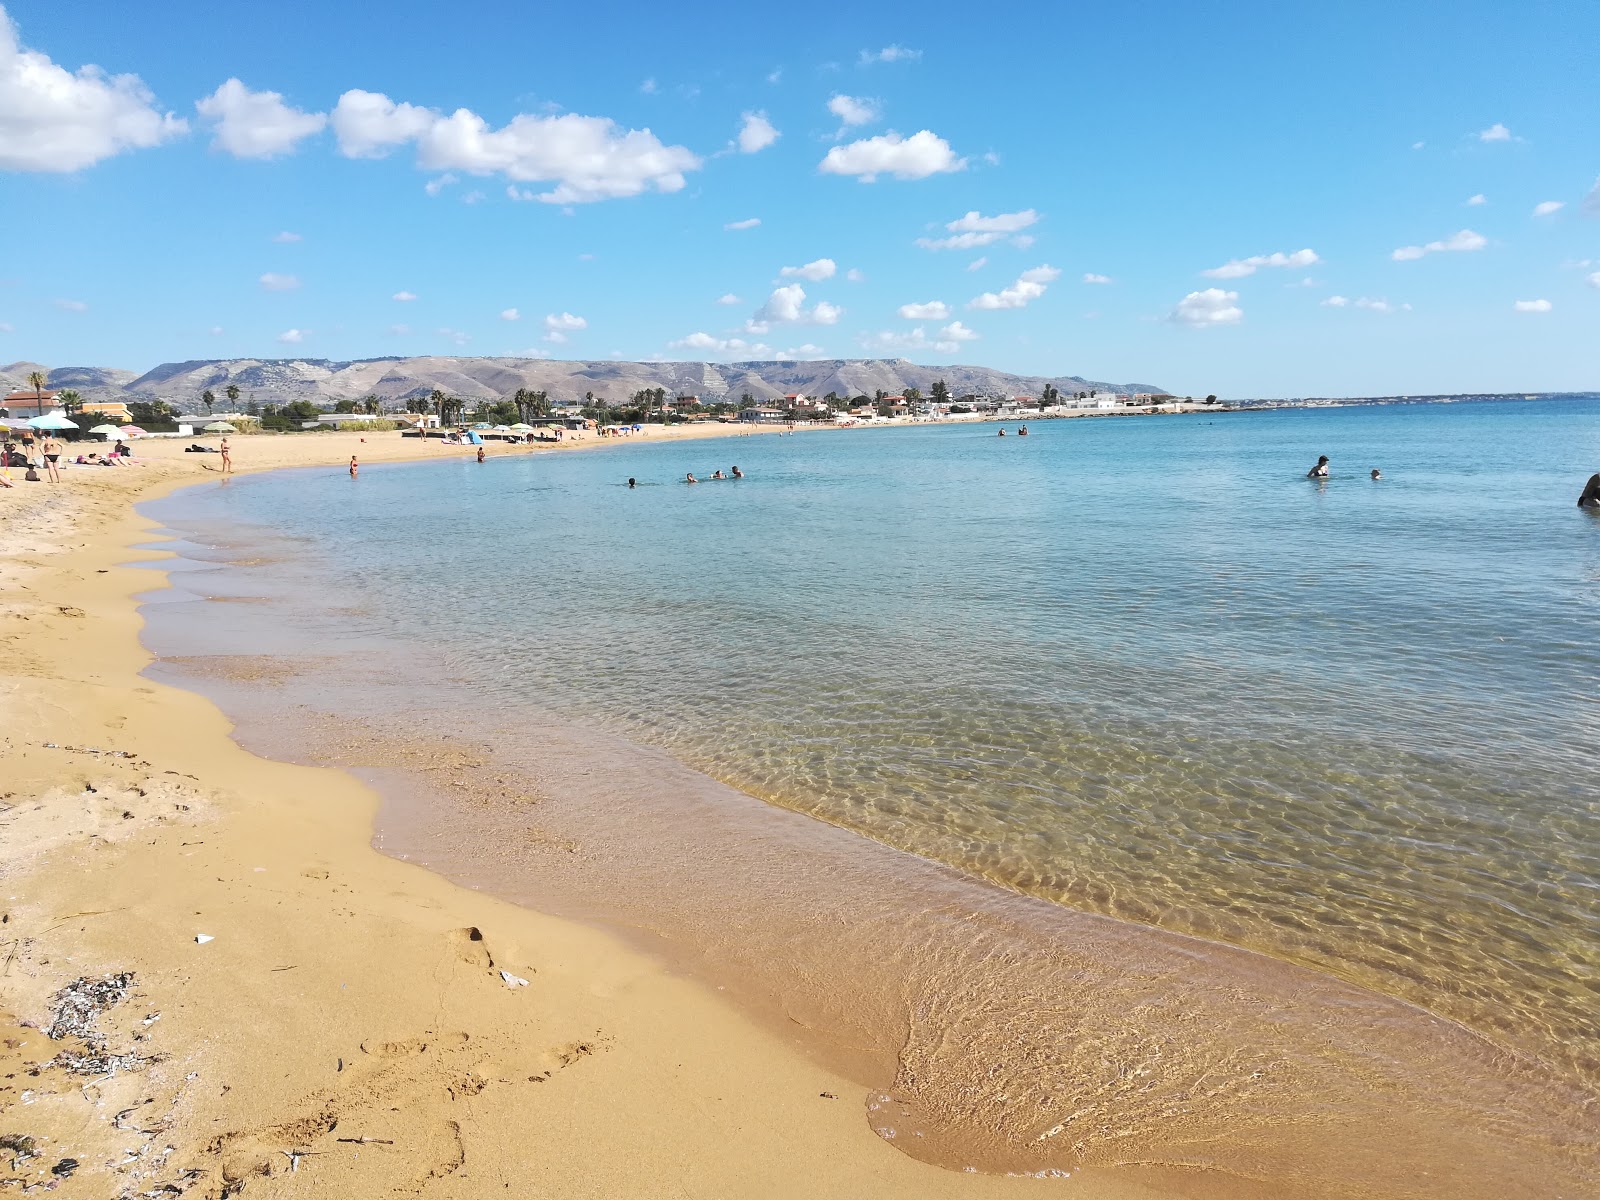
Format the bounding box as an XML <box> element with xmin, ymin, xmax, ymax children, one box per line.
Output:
<box><xmin>508</xmin><ymin>423</ymin><xmax>534</xmax><ymax>432</ymax></box>
<box><xmin>121</xmin><ymin>426</ymin><xmax>147</xmax><ymax>437</ymax></box>
<box><xmin>203</xmin><ymin>421</ymin><xmax>236</xmax><ymax>433</ymax></box>
<box><xmin>88</xmin><ymin>423</ymin><xmax>122</xmax><ymax>436</ymax></box>
<box><xmin>27</xmin><ymin>411</ymin><xmax>80</xmax><ymax>430</ymax></box>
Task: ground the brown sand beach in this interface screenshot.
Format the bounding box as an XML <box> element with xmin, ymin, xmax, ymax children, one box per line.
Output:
<box><xmin>0</xmin><ymin>429</ymin><xmax>1177</xmax><ymax>1199</ymax></box>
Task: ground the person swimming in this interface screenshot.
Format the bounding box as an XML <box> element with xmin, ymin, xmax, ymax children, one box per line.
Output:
<box><xmin>711</xmin><ymin>469</ymin><xmax>725</xmax><ymax>479</ymax></box>
<box><xmin>997</xmin><ymin>428</ymin><xmax>1006</xmax><ymax>437</ymax></box>
<box><xmin>731</xmin><ymin>465</ymin><xmax>743</xmax><ymax>478</ymax></box>
<box><xmin>476</xmin><ymin>445</ymin><xmax>486</xmax><ymax>463</ymax></box>
<box><xmin>686</xmin><ymin>472</ymin><xmax>698</xmax><ymax>484</ymax></box>
<box><xmin>1017</xmin><ymin>425</ymin><xmax>1029</xmax><ymax>436</ymax></box>
<box><xmin>1307</xmin><ymin>455</ymin><xmax>1329</xmax><ymax>479</ymax></box>
<box><xmin>628</xmin><ymin>477</ymin><xmax>637</xmax><ymax>488</ymax></box>
<box><xmin>1578</xmin><ymin>473</ymin><xmax>1600</xmax><ymax>508</ymax></box>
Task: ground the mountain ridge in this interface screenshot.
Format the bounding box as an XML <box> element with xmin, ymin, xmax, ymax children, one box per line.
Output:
<box><xmin>1</xmin><ymin>356</ymin><xmax>1167</xmax><ymax>408</ymax></box>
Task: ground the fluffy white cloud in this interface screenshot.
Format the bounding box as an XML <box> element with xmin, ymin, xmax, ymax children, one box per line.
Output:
<box><xmin>715</xmin><ymin>293</ymin><xmax>742</xmax><ymax>305</ymax></box>
<box><xmin>819</xmin><ymin>130</ymin><xmax>963</xmax><ymax>181</ymax></box>
<box><xmin>1322</xmin><ymin>295</ymin><xmax>1349</xmax><ymax>307</ymax></box>
<box><xmin>1392</xmin><ymin>228</ymin><xmax>1487</xmax><ymax>260</ymax></box>
<box><xmin>259</xmin><ymin>272</ymin><xmax>299</xmax><ymax>291</ymax></box>
<box><xmin>1202</xmin><ymin>248</ymin><xmax>1319</xmax><ymax>279</ymax></box>
<box><xmin>1478</xmin><ymin>122</ymin><xmax>1512</xmax><ymax>142</ymax></box>
<box><xmin>898</xmin><ymin>300</ymin><xmax>950</xmax><ymax>320</ymax></box>
<box><xmin>500</xmin><ymin>307</ymin><xmax>520</xmax><ymax>321</ymax></box>
<box><xmin>916</xmin><ymin>208</ymin><xmax>1038</xmax><ymax>250</ymax></box>
<box><xmin>1083</xmin><ymin>272</ymin><xmax>1112</xmax><ymax>284</ymax></box>
<box><xmin>544</xmin><ymin>312</ymin><xmax>586</xmax><ymax>332</ymax></box>
<box><xmin>55</xmin><ymin>298</ymin><xmax>87</xmax><ymax>312</ymax></box>
<box><xmin>667</xmin><ymin>331</ymin><xmax>773</xmax><ymax>358</ymax></box>
<box><xmin>1466</xmin><ymin>193</ymin><xmax>1487</xmax><ymax>206</ymax></box>
<box><xmin>859</xmin><ymin>321</ymin><xmax>972</xmax><ymax>355</ymax></box>
<box><xmin>1532</xmin><ymin>200</ymin><xmax>1564</xmax><ymax>217</ymax></box>
<box><xmin>968</xmin><ymin>264</ymin><xmax>1060</xmax><ymax>310</ymax></box>
<box><xmin>845</xmin><ymin>267</ymin><xmax>865</xmax><ymax>282</ymax></box>
<box><xmin>196</xmin><ymin>79</ymin><xmax>325</xmax><ymax>158</ymax></box>
<box><xmin>737</xmin><ymin>111</ymin><xmax>779</xmax><ymax>153</ymax></box>
<box><xmin>940</xmin><ymin>320</ymin><xmax>978</xmax><ymax>342</ymax></box>
<box><xmin>277</xmin><ymin>328</ymin><xmax>305</xmax><ymax>344</ymax></box>
<box><xmin>779</xmin><ymin>258</ymin><xmax>837</xmax><ymax>281</ymax></box>
<box><xmin>827</xmin><ymin>94</ymin><xmax>878</xmax><ymax>127</ymax></box>
<box><xmin>272</xmin><ymin>230</ymin><xmax>303</xmax><ymax>243</ymax></box>
<box><xmin>1513</xmin><ymin>298</ymin><xmax>1552</xmax><ymax>313</ymax></box>
<box><xmin>392</xmin><ymin>290</ymin><xmax>417</xmax><ymax>301</ymax></box>
<box><xmin>966</xmin><ymin>256</ymin><xmax>988</xmax><ymax>271</ymax></box>
<box><xmin>1170</xmin><ymin>288</ymin><xmax>1242</xmax><ymax>327</ymax></box>
<box><xmin>0</xmin><ymin>6</ymin><xmax>187</xmax><ymax>171</ymax></box>
<box><xmin>329</xmin><ymin>88</ymin><xmax>700</xmax><ymax>203</ymax></box>
<box><xmin>752</xmin><ymin>284</ymin><xmax>840</xmax><ymax>327</ymax></box>
<box><xmin>724</xmin><ymin>217</ymin><xmax>761</xmax><ymax>230</ymax></box>
<box><xmin>859</xmin><ymin>45</ymin><xmax>920</xmax><ymax>64</ymax></box>
<box><xmin>424</xmin><ymin>173</ymin><xmax>458</xmax><ymax>195</ymax></box>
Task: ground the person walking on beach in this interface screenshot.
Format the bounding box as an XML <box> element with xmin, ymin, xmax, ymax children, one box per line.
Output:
<box><xmin>220</xmin><ymin>437</ymin><xmax>232</xmax><ymax>474</ymax></box>
<box><xmin>42</xmin><ymin>435</ymin><xmax>62</xmax><ymax>483</ymax></box>
<box><xmin>349</xmin><ymin>456</ymin><xmax>359</xmax><ymax>478</ymax></box>
<box><xmin>1578</xmin><ymin>473</ymin><xmax>1600</xmax><ymax>508</ymax></box>
<box><xmin>1307</xmin><ymin>455</ymin><xmax>1330</xmax><ymax>479</ymax></box>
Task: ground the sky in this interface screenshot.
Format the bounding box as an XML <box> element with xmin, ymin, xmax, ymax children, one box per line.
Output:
<box><xmin>0</xmin><ymin>0</ymin><xmax>1596</xmax><ymax>397</ymax></box>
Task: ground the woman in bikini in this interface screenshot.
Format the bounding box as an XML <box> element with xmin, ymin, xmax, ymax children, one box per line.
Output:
<box><xmin>42</xmin><ymin>435</ymin><xmax>63</xmax><ymax>483</ymax></box>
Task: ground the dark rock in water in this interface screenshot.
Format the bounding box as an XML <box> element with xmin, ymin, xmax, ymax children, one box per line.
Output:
<box><xmin>51</xmin><ymin>1157</ymin><xmax>80</xmax><ymax>1177</ymax></box>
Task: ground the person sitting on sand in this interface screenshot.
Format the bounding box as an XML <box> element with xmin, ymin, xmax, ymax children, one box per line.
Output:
<box><xmin>686</xmin><ymin>472</ymin><xmax>698</xmax><ymax>484</ymax></box>
<box><xmin>1307</xmin><ymin>455</ymin><xmax>1329</xmax><ymax>479</ymax></box>
<box><xmin>1578</xmin><ymin>473</ymin><xmax>1600</xmax><ymax>508</ymax></box>
<box><xmin>116</xmin><ymin>441</ymin><xmax>131</xmax><ymax>458</ymax></box>
<box><xmin>1371</xmin><ymin>469</ymin><xmax>1382</xmax><ymax>481</ymax></box>
<box><xmin>731</xmin><ymin>465</ymin><xmax>743</xmax><ymax>478</ymax></box>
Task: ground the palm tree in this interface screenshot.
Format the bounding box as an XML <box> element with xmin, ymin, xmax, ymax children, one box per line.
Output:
<box><xmin>55</xmin><ymin>389</ymin><xmax>83</xmax><ymax>416</ymax></box>
<box><xmin>27</xmin><ymin>369</ymin><xmax>47</xmax><ymax>414</ymax></box>
<box><xmin>202</xmin><ymin>390</ymin><xmax>215</xmax><ymax>417</ymax></box>
<box><xmin>225</xmin><ymin>383</ymin><xmax>241</xmax><ymax>407</ymax></box>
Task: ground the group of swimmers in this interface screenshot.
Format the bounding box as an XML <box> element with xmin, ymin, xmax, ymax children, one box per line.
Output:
<box><xmin>996</xmin><ymin>425</ymin><xmax>1030</xmax><ymax>437</ymax></box>
<box><xmin>1312</xmin><ymin>457</ymin><xmax>1600</xmax><ymax>504</ymax></box>
<box><xmin>1307</xmin><ymin>455</ymin><xmax>1382</xmax><ymax>481</ymax></box>
<box><xmin>684</xmin><ymin>466</ymin><xmax>743</xmax><ymax>484</ymax></box>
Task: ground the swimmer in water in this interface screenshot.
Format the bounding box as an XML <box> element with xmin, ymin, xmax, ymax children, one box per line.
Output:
<box><xmin>712</xmin><ymin>469</ymin><xmax>725</xmax><ymax>479</ymax></box>
<box><xmin>997</xmin><ymin>428</ymin><xmax>1006</xmax><ymax>437</ymax></box>
<box><xmin>628</xmin><ymin>477</ymin><xmax>637</xmax><ymax>488</ymax></box>
<box><xmin>349</xmin><ymin>456</ymin><xmax>358</xmax><ymax>478</ymax></box>
<box><xmin>731</xmin><ymin>465</ymin><xmax>743</xmax><ymax>478</ymax></box>
<box><xmin>1307</xmin><ymin>455</ymin><xmax>1329</xmax><ymax>479</ymax></box>
<box><xmin>686</xmin><ymin>472</ymin><xmax>698</xmax><ymax>484</ymax></box>
<box><xmin>1371</xmin><ymin>469</ymin><xmax>1382</xmax><ymax>481</ymax></box>
<box><xmin>1578</xmin><ymin>473</ymin><xmax>1600</xmax><ymax>508</ymax></box>
<box><xmin>1017</xmin><ymin>425</ymin><xmax>1028</xmax><ymax>436</ymax></box>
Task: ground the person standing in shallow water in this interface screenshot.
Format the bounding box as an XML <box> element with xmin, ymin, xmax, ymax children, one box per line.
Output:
<box><xmin>1307</xmin><ymin>455</ymin><xmax>1329</xmax><ymax>479</ymax></box>
<box><xmin>349</xmin><ymin>456</ymin><xmax>358</xmax><ymax>478</ymax></box>
<box><xmin>1578</xmin><ymin>474</ymin><xmax>1600</xmax><ymax>508</ymax></box>
<box><xmin>477</xmin><ymin>445</ymin><xmax>486</xmax><ymax>463</ymax></box>
<box><xmin>220</xmin><ymin>438</ymin><xmax>232</xmax><ymax>474</ymax></box>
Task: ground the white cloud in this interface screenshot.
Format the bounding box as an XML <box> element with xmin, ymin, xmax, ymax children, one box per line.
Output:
<box><xmin>500</xmin><ymin>307</ymin><xmax>520</xmax><ymax>321</ymax></box>
<box><xmin>438</xmin><ymin>327</ymin><xmax>471</xmax><ymax>345</ymax></box>
<box><xmin>819</xmin><ymin>130</ymin><xmax>964</xmax><ymax>182</ymax></box>
<box><xmin>966</xmin><ymin>256</ymin><xmax>988</xmax><ymax>271</ymax></box>
<box><xmin>1412</xmin><ymin>140</ymin><xmax>1425</xmax><ymax>150</ymax></box>
<box><xmin>940</xmin><ymin>320</ymin><xmax>978</xmax><ymax>342</ymax></box>
<box><xmin>753</xmin><ymin>284</ymin><xmax>840</xmax><ymax>326</ymax></box>
<box><xmin>1322</xmin><ymin>295</ymin><xmax>1349</xmax><ymax>308</ymax></box>
<box><xmin>859</xmin><ymin>323</ymin><xmax>969</xmax><ymax>355</ymax></box>
<box><xmin>667</xmin><ymin>331</ymin><xmax>773</xmax><ymax>358</ymax></box>
<box><xmin>917</xmin><ymin>209</ymin><xmax>1038</xmax><ymax>250</ymax></box>
<box><xmin>715</xmin><ymin>293</ymin><xmax>741</xmax><ymax>306</ymax></box>
<box><xmin>737</xmin><ymin>111</ymin><xmax>779</xmax><ymax>154</ymax></box>
<box><xmin>1532</xmin><ymin>200</ymin><xmax>1564</xmax><ymax>217</ymax></box>
<box><xmin>898</xmin><ymin>300</ymin><xmax>950</xmax><ymax>320</ymax></box>
<box><xmin>0</xmin><ymin>7</ymin><xmax>187</xmax><ymax>171</ymax></box>
<box><xmin>462</xmin><ymin>189</ymin><xmax>486</xmax><ymax>204</ymax></box>
<box><xmin>777</xmin><ymin>344</ymin><xmax>827</xmax><ymax>359</ymax></box>
<box><xmin>1392</xmin><ymin>228</ymin><xmax>1487</xmax><ymax>260</ymax></box>
<box><xmin>1513</xmin><ymin>298</ymin><xmax>1552</xmax><ymax>313</ymax></box>
<box><xmin>828</xmin><ymin>94</ymin><xmax>879</xmax><ymax>127</ymax></box>
<box><xmin>277</xmin><ymin>328</ymin><xmax>305</xmax><ymax>344</ymax></box>
<box><xmin>55</xmin><ymin>298</ymin><xmax>87</xmax><ymax>312</ymax></box>
<box><xmin>779</xmin><ymin>257</ymin><xmax>837</xmax><ymax>282</ymax></box>
<box><xmin>1170</xmin><ymin>288</ymin><xmax>1242</xmax><ymax>327</ymax></box>
<box><xmin>424</xmin><ymin>172</ymin><xmax>458</xmax><ymax>195</ymax></box>
<box><xmin>859</xmin><ymin>45</ymin><xmax>921</xmax><ymax>64</ymax></box>
<box><xmin>272</xmin><ymin>230</ymin><xmax>303</xmax><ymax>243</ymax></box>
<box><xmin>329</xmin><ymin>88</ymin><xmax>700</xmax><ymax>203</ymax></box>
<box><xmin>544</xmin><ymin>312</ymin><xmax>586</xmax><ymax>337</ymax></box>
<box><xmin>1083</xmin><ymin>272</ymin><xmax>1112</xmax><ymax>284</ymax></box>
<box><xmin>967</xmin><ymin>264</ymin><xmax>1060</xmax><ymax>311</ymax></box>
<box><xmin>1588</xmin><ymin>271</ymin><xmax>1600</xmax><ymax>289</ymax></box>
<box><xmin>392</xmin><ymin>290</ymin><xmax>417</xmax><ymax>301</ymax></box>
<box><xmin>259</xmin><ymin>272</ymin><xmax>300</xmax><ymax>292</ymax></box>
<box><xmin>845</xmin><ymin>267</ymin><xmax>865</xmax><ymax>282</ymax></box>
<box><xmin>1201</xmin><ymin>248</ymin><xmax>1320</xmax><ymax>279</ymax></box>
<box><xmin>1466</xmin><ymin>193</ymin><xmax>1487</xmax><ymax>206</ymax></box>
<box><xmin>724</xmin><ymin>216</ymin><xmax>761</xmax><ymax>230</ymax></box>
<box><xmin>1478</xmin><ymin>122</ymin><xmax>1512</xmax><ymax>142</ymax></box>
<box><xmin>1011</xmin><ymin>234</ymin><xmax>1035</xmax><ymax>249</ymax></box>
<box><xmin>639</xmin><ymin>78</ymin><xmax>657</xmax><ymax>95</ymax></box>
<box><xmin>196</xmin><ymin>78</ymin><xmax>325</xmax><ymax>158</ymax></box>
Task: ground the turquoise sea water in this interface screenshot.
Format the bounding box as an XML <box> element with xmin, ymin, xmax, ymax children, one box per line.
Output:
<box><xmin>143</xmin><ymin>399</ymin><xmax>1600</xmax><ymax>1187</ymax></box>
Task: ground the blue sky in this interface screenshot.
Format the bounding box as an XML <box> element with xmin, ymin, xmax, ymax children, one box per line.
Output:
<box><xmin>1</xmin><ymin>0</ymin><xmax>1595</xmax><ymax>396</ymax></box>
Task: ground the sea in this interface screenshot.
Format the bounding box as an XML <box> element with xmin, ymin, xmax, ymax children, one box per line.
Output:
<box><xmin>139</xmin><ymin>398</ymin><xmax>1600</xmax><ymax>1200</ymax></box>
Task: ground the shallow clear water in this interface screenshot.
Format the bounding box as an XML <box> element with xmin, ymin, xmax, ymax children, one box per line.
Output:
<box><xmin>142</xmin><ymin>401</ymin><xmax>1600</xmax><ymax>1174</ymax></box>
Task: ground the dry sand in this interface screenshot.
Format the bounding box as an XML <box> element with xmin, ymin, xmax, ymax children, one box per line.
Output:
<box><xmin>0</xmin><ymin>431</ymin><xmax>1171</xmax><ymax>1198</ymax></box>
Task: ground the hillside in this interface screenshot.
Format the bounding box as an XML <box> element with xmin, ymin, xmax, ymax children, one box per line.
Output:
<box><xmin>2</xmin><ymin>357</ymin><xmax>1166</xmax><ymax>409</ymax></box>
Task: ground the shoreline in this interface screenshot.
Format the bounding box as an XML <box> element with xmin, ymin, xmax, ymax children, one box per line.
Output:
<box><xmin>0</xmin><ymin>437</ymin><xmax>1174</xmax><ymax>1198</ymax></box>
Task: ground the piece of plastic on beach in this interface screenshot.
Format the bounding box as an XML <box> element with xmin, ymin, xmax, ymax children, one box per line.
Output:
<box><xmin>499</xmin><ymin>970</ymin><xmax>529</xmax><ymax>989</ymax></box>
<box><xmin>194</xmin><ymin>934</ymin><xmax>214</xmax><ymax>944</ymax></box>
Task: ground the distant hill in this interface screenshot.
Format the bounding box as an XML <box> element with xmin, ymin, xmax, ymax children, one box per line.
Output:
<box><xmin>1</xmin><ymin>357</ymin><xmax>1166</xmax><ymax>410</ymax></box>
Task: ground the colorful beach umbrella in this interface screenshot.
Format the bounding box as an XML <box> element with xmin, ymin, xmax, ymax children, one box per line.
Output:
<box><xmin>120</xmin><ymin>426</ymin><xmax>147</xmax><ymax>437</ymax></box>
<box><xmin>26</xmin><ymin>411</ymin><xmax>80</xmax><ymax>430</ymax></box>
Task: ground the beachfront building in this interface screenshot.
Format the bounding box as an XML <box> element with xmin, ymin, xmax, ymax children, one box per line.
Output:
<box><xmin>738</xmin><ymin>407</ymin><xmax>788</xmax><ymax>423</ymax></box>
<box><xmin>2</xmin><ymin>388</ymin><xmax>58</xmax><ymax>416</ymax></box>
